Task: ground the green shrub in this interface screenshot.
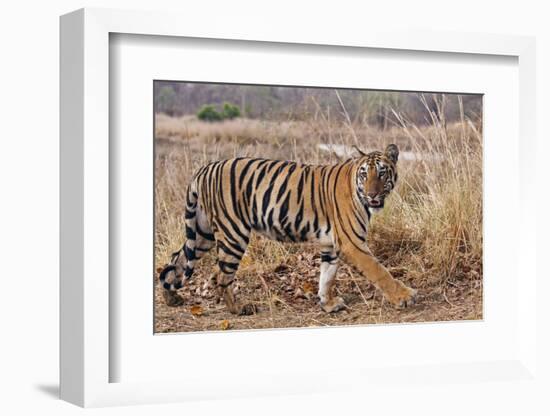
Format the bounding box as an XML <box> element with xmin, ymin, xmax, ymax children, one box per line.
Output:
<box><xmin>197</xmin><ymin>105</ymin><xmax>223</xmax><ymax>122</ymax></box>
<box><xmin>222</xmin><ymin>102</ymin><xmax>241</xmax><ymax>119</ymax></box>
<box><xmin>197</xmin><ymin>102</ymin><xmax>241</xmax><ymax>122</ymax></box>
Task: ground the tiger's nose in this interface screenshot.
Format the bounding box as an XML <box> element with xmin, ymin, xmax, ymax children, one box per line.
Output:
<box><xmin>367</xmin><ymin>191</ymin><xmax>378</xmax><ymax>199</ymax></box>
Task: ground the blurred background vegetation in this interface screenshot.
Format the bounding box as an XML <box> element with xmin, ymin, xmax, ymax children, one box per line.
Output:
<box><xmin>154</xmin><ymin>81</ymin><xmax>482</xmax><ymax>129</ymax></box>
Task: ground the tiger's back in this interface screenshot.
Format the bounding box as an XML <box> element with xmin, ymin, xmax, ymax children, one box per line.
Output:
<box><xmin>193</xmin><ymin>158</ymin><xmax>338</xmax><ymax>246</ymax></box>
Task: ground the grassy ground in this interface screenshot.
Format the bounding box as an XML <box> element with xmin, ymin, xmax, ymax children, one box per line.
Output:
<box><xmin>154</xmin><ymin>101</ymin><xmax>483</xmax><ymax>333</ymax></box>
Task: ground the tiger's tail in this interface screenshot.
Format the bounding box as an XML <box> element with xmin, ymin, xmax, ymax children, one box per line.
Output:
<box><xmin>158</xmin><ymin>182</ymin><xmax>200</xmax><ymax>291</ymax></box>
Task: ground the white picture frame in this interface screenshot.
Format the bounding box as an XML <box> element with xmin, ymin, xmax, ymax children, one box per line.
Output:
<box><xmin>60</xmin><ymin>7</ymin><xmax>538</xmax><ymax>408</ymax></box>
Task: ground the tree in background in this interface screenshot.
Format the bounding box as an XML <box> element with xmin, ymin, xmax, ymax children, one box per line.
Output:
<box><xmin>155</xmin><ymin>85</ymin><xmax>177</xmax><ymax>116</ymax></box>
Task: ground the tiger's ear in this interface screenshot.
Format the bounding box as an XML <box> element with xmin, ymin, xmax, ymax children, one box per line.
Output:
<box><xmin>352</xmin><ymin>145</ymin><xmax>367</xmax><ymax>157</ymax></box>
<box><xmin>385</xmin><ymin>144</ymin><xmax>399</xmax><ymax>163</ymax></box>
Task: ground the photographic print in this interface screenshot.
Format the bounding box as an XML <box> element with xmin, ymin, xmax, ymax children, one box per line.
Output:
<box><xmin>154</xmin><ymin>82</ymin><xmax>482</xmax><ymax>333</ymax></box>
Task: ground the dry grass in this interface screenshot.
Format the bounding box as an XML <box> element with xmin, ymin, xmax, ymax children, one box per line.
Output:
<box><xmin>154</xmin><ymin>100</ymin><xmax>482</xmax><ymax>333</ymax></box>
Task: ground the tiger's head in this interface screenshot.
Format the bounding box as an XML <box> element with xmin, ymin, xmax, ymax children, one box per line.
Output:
<box><xmin>354</xmin><ymin>144</ymin><xmax>399</xmax><ymax>214</ymax></box>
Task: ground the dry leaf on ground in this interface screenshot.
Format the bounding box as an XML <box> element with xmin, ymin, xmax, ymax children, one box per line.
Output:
<box><xmin>190</xmin><ymin>305</ymin><xmax>203</xmax><ymax>316</ymax></box>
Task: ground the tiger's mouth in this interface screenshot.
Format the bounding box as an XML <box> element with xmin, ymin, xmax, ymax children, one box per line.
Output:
<box><xmin>368</xmin><ymin>199</ymin><xmax>384</xmax><ymax>208</ymax></box>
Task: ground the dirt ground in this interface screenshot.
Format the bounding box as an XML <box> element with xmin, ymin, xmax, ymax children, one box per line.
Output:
<box><xmin>154</xmin><ymin>243</ymin><xmax>482</xmax><ymax>333</ymax></box>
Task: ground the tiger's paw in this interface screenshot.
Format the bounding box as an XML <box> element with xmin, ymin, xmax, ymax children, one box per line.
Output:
<box><xmin>320</xmin><ymin>296</ymin><xmax>347</xmax><ymax>313</ymax></box>
<box><xmin>388</xmin><ymin>283</ymin><xmax>417</xmax><ymax>309</ymax></box>
<box><xmin>163</xmin><ymin>289</ymin><xmax>185</xmax><ymax>307</ymax></box>
<box><xmin>238</xmin><ymin>303</ymin><xmax>258</xmax><ymax>316</ymax></box>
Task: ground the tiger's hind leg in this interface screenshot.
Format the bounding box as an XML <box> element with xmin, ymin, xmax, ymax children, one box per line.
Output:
<box><xmin>213</xmin><ymin>233</ymin><xmax>257</xmax><ymax>316</ymax></box>
<box><xmin>318</xmin><ymin>248</ymin><xmax>346</xmax><ymax>313</ymax></box>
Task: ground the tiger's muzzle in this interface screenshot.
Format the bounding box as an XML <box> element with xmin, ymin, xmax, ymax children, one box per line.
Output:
<box><xmin>366</xmin><ymin>193</ymin><xmax>384</xmax><ymax>208</ymax></box>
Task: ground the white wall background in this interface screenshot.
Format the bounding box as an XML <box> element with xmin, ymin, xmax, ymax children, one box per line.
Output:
<box><xmin>0</xmin><ymin>1</ymin><xmax>548</xmax><ymax>414</ymax></box>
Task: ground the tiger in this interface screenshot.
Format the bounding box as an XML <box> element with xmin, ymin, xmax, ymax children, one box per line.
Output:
<box><xmin>158</xmin><ymin>144</ymin><xmax>416</xmax><ymax>315</ymax></box>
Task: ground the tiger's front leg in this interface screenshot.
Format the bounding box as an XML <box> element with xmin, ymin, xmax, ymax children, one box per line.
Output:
<box><xmin>340</xmin><ymin>242</ymin><xmax>416</xmax><ymax>308</ymax></box>
<box><xmin>214</xmin><ymin>273</ymin><xmax>257</xmax><ymax>316</ymax></box>
<box><xmin>317</xmin><ymin>248</ymin><xmax>347</xmax><ymax>313</ymax></box>
<box><xmin>213</xmin><ymin>234</ymin><xmax>257</xmax><ymax>316</ymax></box>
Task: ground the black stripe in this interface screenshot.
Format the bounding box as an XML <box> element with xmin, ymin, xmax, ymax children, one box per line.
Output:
<box><xmin>348</xmin><ymin>218</ymin><xmax>367</xmax><ymax>242</ymax></box>
<box><xmin>283</xmin><ymin>223</ymin><xmax>296</xmax><ymax>242</ymax></box>
<box><xmin>238</xmin><ymin>158</ymin><xmax>260</xmax><ymax>188</ymax></box>
<box><xmin>321</xmin><ymin>254</ymin><xmax>337</xmax><ymax>263</ymax></box>
<box><xmin>275</xmin><ymin>163</ymin><xmax>297</xmax><ymax>203</ymax></box>
<box><xmin>218</xmin><ymin>260</ymin><xmax>239</xmax><ymax>274</ymax></box>
<box><xmin>266</xmin><ymin>160</ymin><xmax>281</xmax><ymax>174</ymax></box>
<box><xmin>279</xmin><ymin>192</ymin><xmax>291</xmax><ymax>224</ymax></box>
<box><xmin>294</xmin><ymin>201</ymin><xmax>304</xmax><ymax>231</ymax></box>
<box><xmin>319</xmin><ymin>167</ymin><xmax>329</xmax><ymax>219</ymax></box>
<box><xmin>255</xmin><ymin>163</ymin><xmax>270</xmax><ymax>189</ymax></box>
<box><xmin>229</xmin><ymin>158</ymin><xmax>245</xmax><ymax>219</ymax></box>
<box><xmin>170</xmin><ymin>250</ymin><xmax>181</xmax><ymax>263</ymax></box>
<box><xmin>159</xmin><ymin>264</ymin><xmax>176</xmax><ymax>283</ymax></box>
<box><xmin>297</xmin><ymin>169</ymin><xmax>305</xmax><ymax>198</ymax></box>
<box><xmin>184</xmin><ymin>244</ymin><xmax>196</xmax><ymax>261</ymax></box>
<box><xmin>252</xmin><ymin>198</ymin><xmax>259</xmax><ymax>229</ymax></box>
<box><xmin>244</xmin><ymin>170</ymin><xmax>257</xmax><ymax>204</ymax></box>
<box><xmin>217</xmin><ymin>240</ymin><xmax>243</xmax><ymax>259</ymax></box>
<box><xmin>353</xmin><ymin>210</ymin><xmax>367</xmax><ymax>233</ymax></box>
<box><xmin>185</xmin><ymin>226</ymin><xmax>196</xmax><ymax>240</ymax></box>
<box><xmin>261</xmin><ymin>184</ymin><xmax>275</xmax><ymax>216</ymax></box>
<box><xmin>225</xmin><ymin>238</ymin><xmax>246</xmax><ymax>255</ymax></box>
<box><xmin>196</xmin><ymin>224</ymin><xmax>214</xmax><ymax>241</ymax></box>
<box><xmin>310</xmin><ymin>169</ymin><xmax>319</xmax><ymax>233</ymax></box>
<box><xmin>300</xmin><ymin>222</ymin><xmax>310</xmax><ymax>241</ymax></box>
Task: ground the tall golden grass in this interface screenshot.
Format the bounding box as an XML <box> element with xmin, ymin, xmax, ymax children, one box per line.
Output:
<box><xmin>154</xmin><ymin>95</ymin><xmax>482</xmax><ymax>330</ymax></box>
